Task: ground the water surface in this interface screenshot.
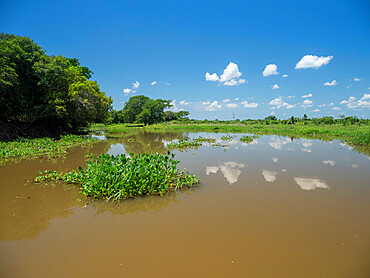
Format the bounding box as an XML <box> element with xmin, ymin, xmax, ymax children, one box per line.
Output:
<box><xmin>1</xmin><ymin>132</ymin><xmax>369</xmax><ymax>277</ymax></box>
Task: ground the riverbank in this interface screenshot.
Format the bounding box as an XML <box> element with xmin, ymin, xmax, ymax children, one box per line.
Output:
<box><xmin>91</xmin><ymin>122</ymin><xmax>370</xmax><ymax>146</ymax></box>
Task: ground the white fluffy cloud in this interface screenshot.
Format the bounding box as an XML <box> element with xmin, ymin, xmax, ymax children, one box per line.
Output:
<box><xmin>269</xmin><ymin>97</ymin><xmax>295</xmax><ymax>109</ymax></box>
<box><xmin>241</xmin><ymin>101</ymin><xmax>258</xmax><ymax>108</ymax></box>
<box><xmin>179</xmin><ymin>100</ymin><xmax>189</xmax><ymax>105</ymax></box>
<box><xmin>333</xmin><ymin>107</ymin><xmax>341</xmax><ymax>111</ymax></box>
<box><xmin>263</xmin><ymin>64</ymin><xmax>279</xmax><ymax>77</ymax></box>
<box><xmin>295</xmin><ymin>55</ymin><xmax>333</xmax><ymax>69</ymax></box>
<box><xmin>123</xmin><ymin>88</ymin><xmax>131</xmax><ymax>94</ymax></box>
<box><xmin>205</xmin><ymin>62</ymin><xmax>246</xmax><ymax>86</ymax></box>
<box><xmin>226</xmin><ymin>103</ymin><xmax>238</xmax><ymax>108</ymax></box>
<box><xmin>151</xmin><ymin>81</ymin><xmax>157</xmax><ymax>86</ymax></box>
<box><xmin>301</xmin><ymin>99</ymin><xmax>313</xmax><ymax>109</ymax></box>
<box><xmin>222</xmin><ymin>99</ymin><xmax>230</xmax><ymax>103</ymax></box>
<box><xmin>352</xmin><ymin>77</ymin><xmax>361</xmax><ymax>81</ymax></box>
<box><xmin>132</xmin><ymin>81</ymin><xmax>140</xmax><ymax>89</ymax></box>
<box><xmin>282</xmin><ymin>74</ymin><xmax>288</xmax><ymax>78</ymax></box>
<box><xmin>302</xmin><ymin>93</ymin><xmax>312</xmax><ymax>98</ymax></box>
<box><xmin>271</xmin><ymin>84</ymin><xmax>279</xmax><ymax>90</ymax></box>
<box><xmin>340</xmin><ymin>93</ymin><xmax>370</xmax><ymax>109</ymax></box>
<box><xmin>324</xmin><ymin>80</ymin><xmax>338</xmax><ymax>86</ymax></box>
<box><xmin>203</xmin><ymin>101</ymin><xmax>222</xmax><ymax>111</ymax></box>
<box><xmin>205</xmin><ymin>72</ymin><xmax>219</xmax><ymax>81</ymax></box>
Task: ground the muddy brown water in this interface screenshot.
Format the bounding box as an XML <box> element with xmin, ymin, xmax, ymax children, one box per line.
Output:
<box><xmin>0</xmin><ymin>132</ymin><xmax>369</xmax><ymax>277</ymax></box>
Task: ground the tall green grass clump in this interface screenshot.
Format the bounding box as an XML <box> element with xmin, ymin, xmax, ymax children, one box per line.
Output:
<box><xmin>34</xmin><ymin>152</ymin><xmax>199</xmax><ymax>201</ymax></box>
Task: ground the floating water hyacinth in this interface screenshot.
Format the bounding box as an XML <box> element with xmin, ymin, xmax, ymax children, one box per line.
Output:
<box><xmin>34</xmin><ymin>152</ymin><xmax>199</xmax><ymax>201</ymax></box>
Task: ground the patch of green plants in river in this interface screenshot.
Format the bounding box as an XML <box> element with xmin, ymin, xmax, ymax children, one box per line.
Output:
<box><xmin>239</xmin><ymin>135</ymin><xmax>253</xmax><ymax>143</ymax></box>
<box><xmin>34</xmin><ymin>152</ymin><xmax>199</xmax><ymax>201</ymax></box>
<box><xmin>220</xmin><ymin>134</ymin><xmax>236</xmax><ymax>141</ymax></box>
<box><xmin>0</xmin><ymin>135</ymin><xmax>99</xmax><ymax>164</ymax></box>
<box><xmin>167</xmin><ymin>139</ymin><xmax>202</xmax><ymax>151</ymax></box>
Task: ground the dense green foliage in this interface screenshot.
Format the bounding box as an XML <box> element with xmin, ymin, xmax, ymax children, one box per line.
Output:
<box><xmin>0</xmin><ymin>135</ymin><xmax>98</xmax><ymax>164</ymax></box>
<box><xmin>34</xmin><ymin>152</ymin><xmax>199</xmax><ymax>201</ymax></box>
<box><xmin>0</xmin><ymin>33</ymin><xmax>112</xmax><ymax>138</ymax></box>
<box><xmin>108</xmin><ymin>95</ymin><xmax>175</xmax><ymax>125</ymax></box>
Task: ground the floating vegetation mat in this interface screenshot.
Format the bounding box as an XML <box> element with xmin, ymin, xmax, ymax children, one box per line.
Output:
<box><xmin>34</xmin><ymin>152</ymin><xmax>199</xmax><ymax>201</ymax></box>
<box><xmin>0</xmin><ymin>135</ymin><xmax>99</xmax><ymax>164</ymax></box>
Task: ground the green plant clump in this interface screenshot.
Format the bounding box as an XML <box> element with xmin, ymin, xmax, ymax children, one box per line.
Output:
<box><xmin>167</xmin><ymin>139</ymin><xmax>202</xmax><ymax>151</ymax></box>
<box><xmin>221</xmin><ymin>134</ymin><xmax>236</xmax><ymax>141</ymax></box>
<box><xmin>0</xmin><ymin>135</ymin><xmax>99</xmax><ymax>164</ymax></box>
<box><xmin>34</xmin><ymin>152</ymin><xmax>199</xmax><ymax>201</ymax></box>
<box><xmin>194</xmin><ymin>136</ymin><xmax>216</xmax><ymax>143</ymax></box>
<box><xmin>239</xmin><ymin>135</ymin><xmax>253</xmax><ymax>143</ymax></box>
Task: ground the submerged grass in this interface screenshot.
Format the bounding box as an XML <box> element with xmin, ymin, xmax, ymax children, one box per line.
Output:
<box><xmin>34</xmin><ymin>152</ymin><xmax>199</xmax><ymax>201</ymax></box>
<box><xmin>0</xmin><ymin>135</ymin><xmax>99</xmax><ymax>164</ymax></box>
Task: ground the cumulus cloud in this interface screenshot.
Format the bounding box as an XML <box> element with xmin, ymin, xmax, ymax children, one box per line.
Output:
<box><xmin>205</xmin><ymin>72</ymin><xmax>219</xmax><ymax>81</ymax></box>
<box><xmin>271</xmin><ymin>84</ymin><xmax>279</xmax><ymax>90</ymax></box>
<box><xmin>205</xmin><ymin>62</ymin><xmax>246</xmax><ymax>86</ymax></box>
<box><xmin>235</xmin><ymin>98</ymin><xmax>239</xmax><ymax>101</ymax></box>
<box><xmin>302</xmin><ymin>99</ymin><xmax>313</xmax><ymax>109</ymax></box>
<box><xmin>123</xmin><ymin>88</ymin><xmax>132</xmax><ymax>94</ymax></box>
<box><xmin>241</xmin><ymin>101</ymin><xmax>258</xmax><ymax>108</ymax></box>
<box><xmin>132</xmin><ymin>81</ymin><xmax>140</xmax><ymax>89</ymax></box>
<box><xmin>269</xmin><ymin>97</ymin><xmax>295</xmax><ymax>109</ymax></box>
<box><xmin>170</xmin><ymin>100</ymin><xmax>180</xmax><ymax>112</ymax></box>
<box><xmin>203</xmin><ymin>101</ymin><xmax>222</xmax><ymax>111</ymax></box>
<box><xmin>324</xmin><ymin>80</ymin><xmax>338</xmax><ymax>86</ymax></box>
<box><xmin>313</xmin><ymin>109</ymin><xmax>320</xmax><ymax>112</ymax></box>
<box><xmin>179</xmin><ymin>100</ymin><xmax>189</xmax><ymax>105</ymax></box>
<box><xmin>295</xmin><ymin>55</ymin><xmax>333</xmax><ymax>69</ymax></box>
<box><xmin>282</xmin><ymin>74</ymin><xmax>288</xmax><ymax>78</ymax></box>
<box><xmin>226</xmin><ymin>103</ymin><xmax>238</xmax><ymax>108</ymax></box>
<box><xmin>151</xmin><ymin>81</ymin><xmax>157</xmax><ymax>86</ymax></box>
<box><xmin>222</xmin><ymin>99</ymin><xmax>230</xmax><ymax>103</ymax></box>
<box><xmin>302</xmin><ymin>93</ymin><xmax>312</xmax><ymax>98</ymax></box>
<box><xmin>352</xmin><ymin>77</ymin><xmax>361</xmax><ymax>81</ymax></box>
<box><xmin>340</xmin><ymin>94</ymin><xmax>370</xmax><ymax>109</ymax></box>
<box><xmin>333</xmin><ymin>107</ymin><xmax>341</xmax><ymax>111</ymax></box>
<box><xmin>263</xmin><ymin>64</ymin><xmax>279</xmax><ymax>77</ymax></box>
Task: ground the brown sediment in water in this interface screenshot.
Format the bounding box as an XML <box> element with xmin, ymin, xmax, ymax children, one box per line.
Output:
<box><xmin>0</xmin><ymin>132</ymin><xmax>369</xmax><ymax>277</ymax></box>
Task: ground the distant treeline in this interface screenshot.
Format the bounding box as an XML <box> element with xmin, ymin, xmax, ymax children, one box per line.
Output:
<box><xmin>0</xmin><ymin>33</ymin><xmax>112</xmax><ymax>139</ymax></box>
<box><xmin>176</xmin><ymin>115</ymin><xmax>369</xmax><ymax>125</ymax></box>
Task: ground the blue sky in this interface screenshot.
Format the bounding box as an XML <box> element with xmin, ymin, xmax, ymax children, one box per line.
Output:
<box><xmin>1</xmin><ymin>0</ymin><xmax>369</xmax><ymax>119</ymax></box>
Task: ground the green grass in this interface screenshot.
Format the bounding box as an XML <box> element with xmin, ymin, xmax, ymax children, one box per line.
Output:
<box><xmin>0</xmin><ymin>135</ymin><xmax>99</xmax><ymax>164</ymax></box>
<box><xmin>34</xmin><ymin>152</ymin><xmax>199</xmax><ymax>201</ymax></box>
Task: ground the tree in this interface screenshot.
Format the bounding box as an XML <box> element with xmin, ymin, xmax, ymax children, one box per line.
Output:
<box><xmin>265</xmin><ymin>115</ymin><xmax>277</xmax><ymax>121</ymax></box>
<box><xmin>121</xmin><ymin>95</ymin><xmax>151</xmax><ymax>123</ymax></box>
<box><xmin>136</xmin><ymin>99</ymin><xmax>171</xmax><ymax>125</ymax></box>
<box><xmin>0</xmin><ymin>33</ymin><xmax>112</xmax><ymax>138</ymax></box>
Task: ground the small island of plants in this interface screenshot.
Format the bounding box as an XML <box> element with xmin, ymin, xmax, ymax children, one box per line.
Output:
<box><xmin>34</xmin><ymin>152</ymin><xmax>199</xmax><ymax>201</ymax></box>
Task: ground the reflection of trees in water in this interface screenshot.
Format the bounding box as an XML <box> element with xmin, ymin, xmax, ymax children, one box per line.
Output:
<box><xmin>107</xmin><ymin>131</ymin><xmax>188</xmax><ymax>155</ymax></box>
<box><xmin>91</xmin><ymin>187</ymin><xmax>196</xmax><ymax>215</ymax></box>
<box><xmin>0</xmin><ymin>182</ymin><xmax>83</xmax><ymax>241</ymax></box>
